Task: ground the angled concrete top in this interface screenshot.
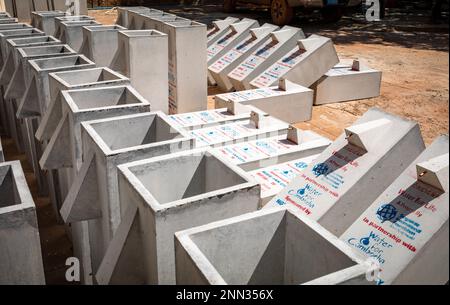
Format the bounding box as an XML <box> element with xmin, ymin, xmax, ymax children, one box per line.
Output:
<box><xmin>6</xmin><ymin>35</ymin><xmax>60</xmax><ymax>49</ymax></box>
<box><xmin>80</xmin><ymin>111</ymin><xmax>192</xmax><ymax>156</ymax></box>
<box><xmin>175</xmin><ymin>205</ymin><xmax>370</xmax><ymax>285</ymax></box>
<box><xmin>0</xmin><ymin>161</ymin><xmax>35</xmax><ymax>213</ymax></box>
<box><xmin>49</xmin><ymin>67</ymin><xmax>129</xmax><ymax>89</ymax></box>
<box><xmin>0</xmin><ymin>17</ymin><xmax>17</xmax><ymax>24</ymax></box>
<box><xmin>17</xmin><ymin>44</ymin><xmax>76</xmax><ymax>59</ymax></box>
<box><xmin>0</xmin><ymin>23</ymin><xmax>32</xmax><ymax>31</ymax></box>
<box><xmin>117</xmin><ymin>147</ymin><xmax>258</xmax><ymax>212</ymax></box>
<box><xmin>28</xmin><ymin>54</ymin><xmax>95</xmax><ymax>74</ymax></box>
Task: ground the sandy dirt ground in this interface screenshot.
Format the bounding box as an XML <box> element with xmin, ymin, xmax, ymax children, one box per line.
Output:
<box><xmin>1</xmin><ymin>3</ymin><xmax>447</xmax><ymax>284</ymax></box>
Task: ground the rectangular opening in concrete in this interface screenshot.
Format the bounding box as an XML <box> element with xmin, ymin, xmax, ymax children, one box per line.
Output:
<box><xmin>52</xmin><ymin>68</ymin><xmax>127</xmax><ymax>87</ymax></box>
<box><xmin>31</xmin><ymin>55</ymin><xmax>91</xmax><ymax>70</ymax></box>
<box><xmin>9</xmin><ymin>35</ymin><xmax>59</xmax><ymax>47</ymax></box>
<box><xmin>66</xmin><ymin>86</ymin><xmax>145</xmax><ymax>111</ymax></box>
<box><xmin>0</xmin><ymin>165</ymin><xmax>21</xmax><ymax>208</ymax></box>
<box><xmin>128</xmin><ymin>152</ymin><xmax>248</xmax><ymax>205</ymax></box>
<box><xmin>89</xmin><ymin>114</ymin><xmax>182</xmax><ymax>151</ymax></box>
<box><xmin>19</xmin><ymin>45</ymin><xmax>73</xmax><ymax>57</ymax></box>
<box><xmin>181</xmin><ymin>209</ymin><xmax>360</xmax><ymax>284</ymax></box>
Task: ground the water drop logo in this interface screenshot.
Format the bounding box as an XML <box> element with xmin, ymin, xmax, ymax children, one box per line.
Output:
<box><xmin>312</xmin><ymin>163</ymin><xmax>329</xmax><ymax>177</ymax></box>
<box><xmin>376</xmin><ymin>204</ymin><xmax>397</xmax><ymax>223</ymax></box>
<box><xmin>360</xmin><ymin>235</ymin><xmax>371</xmax><ymax>246</ymax></box>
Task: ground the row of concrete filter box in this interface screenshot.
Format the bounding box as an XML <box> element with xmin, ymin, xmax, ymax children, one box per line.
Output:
<box><xmin>119</xmin><ymin>7</ymin><xmax>382</xmax><ymax>107</ymax></box>
<box><xmin>0</xmin><ymin>9</ymin><xmax>333</xmax><ymax>284</ymax></box>
<box><xmin>1</xmin><ymin>106</ymin><xmax>447</xmax><ymax>285</ymax></box>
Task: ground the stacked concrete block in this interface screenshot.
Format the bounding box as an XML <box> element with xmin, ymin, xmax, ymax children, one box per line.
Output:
<box><xmin>95</xmin><ymin>147</ymin><xmax>260</xmax><ymax>284</ymax></box>
<box><xmin>228</xmin><ymin>26</ymin><xmax>305</xmax><ymax>91</ymax></box>
<box><xmin>206</xmin><ymin>18</ymin><xmax>259</xmax><ymax>85</ymax></box>
<box><xmin>190</xmin><ymin>110</ymin><xmax>289</xmax><ymax>148</ymax></box>
<box><xmin>312</xmin><ymin>59</ymin><xmax>382</xmax><ymax>105</ymax></box>
<box><xmin>207</xmin><ymin>17</ymin><xmax>239</xmax><ymax>47</ymax></box>
<box><xmin>160</xmin><ymin>20</ymin><xmax>207</xmax><ymax>114</ymax></box>
<box><xmin>341</xmin><ymin>135</ymin><xmax>449</xmax><ymax>285</ymax></box>
<box><xmin>30</xmin><ymin>10</ymin><xmax>65</xmax><ymax>35</ymax></box>
<box><xmin>250</xmin><ymin>34</ymin><xmax>339</xmax><ymax>89</ymax></box>
<box><xmin>0</xmin><ymin>160</ymin><xmax>45</xmax><ymax>284</ymax></box>
<box><xmin>209</xmin><ymin>23</ymin><xmax>279</xmax><ymax>91</ymax></box>
<box><xmin>116</xmin><ymin>6</ymin><xmax>152</xmax><ymax>28</ymax></box>
<box><xmin>59</xmin><ymin>112</ymin><xmax>194</xmax><ymax>281</ymax></box>
<box><xmin>215</xmin><ymin>78</ymin><xmax>313</xmax><ymax>123</ymax></box>
<box><xmin>175</xmin><ymin>206</ymin><xmax>371</xmax><ymax>285</ymax></box>
<box><xmin>55</xmin><ymin>19</ymin><xmax>101</xmax><ymax>52</ymax></box>
<box><xmin>111</xmin><ymin>30</ymin><xmax>169</xmax><ymax>114</ymax></box>
<box><xmin>79</xmin><ymin>25</ymin><xmax>126</xmax><ymax>67</ymax></box>
<box><xmin>266</xmin><ymin>108</ymin><xmax>426</xmax><ymax>237</ymax></box>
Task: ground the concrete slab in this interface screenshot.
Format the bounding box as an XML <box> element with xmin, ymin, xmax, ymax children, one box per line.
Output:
<box><xmin>207</xmin><ymin>17</ymin><xmax>239</xmax><ymax>47</ymax></box>
<box><xmin>206</xmin><ymin>18</ymin><xmax>259</xmax><ymax>85</ymax></box>
<box><xmin>341</xmin><ymin>135</ymin><xmax>449</xmax><ymax>285</ymax></box>
<box><xmin>30</xmin><ymin>10</ymin><xmax>65</xmax><ymax>35</ymax></box>
<box><xmin>59</xmin><ymin>111</ymin><xmax>194</xmax><ymax>280</ymax></box>
<box><xmin>55</xmin><ymin>19</ymin><xmax>101</xmax><ymax>52</ymax></box>
<box><xmin>79</xmin><ymin>25</ymin><xmax>126</xmax><ymax>67</ymax></box>
<box><xmin>250</xmin><ymin>34</ymin><xmax>339</xmax><ymax>89</ymax></box>
<box><xmin>95</xmin><ymin>147</ymin><xmax>260</xmax><ymax>284</ymax></box>
<box><xmin>266</xmin><ymin>108</ymin><xmax>426</xmax><ymax>236</ymax></box>
<box><xmin>168</xmin><ymin>108</ymin><xmax>250</xmax><ymax>131</ymax></box>
<box><xmin>190</xmin><ymin>110</ymin><xmax>289</xmax><ymax>148</ymax></box>
<box><xmin>208</xmin><ymin>23</ymin><xmax>279</xmax><ymax>91</ymax></box>
<box><xmin>215</xmin><ymin>78</ymin><xmax>313</xmax><ymax>123</ymax></box>
<box><xmin>175</xmin><ymin>206</ymin><xmax>370</xmax><ymax>285</ymax></box>
<box><xmin>0</xmin><ymin>160</ymin><xmax>45</xmax><ymax>284</ymax></box>
<box><xmin>160</xmin><ymin>20</ymin><xmax>207</xmax><ymax>114</ymax></box>
<box><xmin>312</xmin><ymin>59</ymin><xmax>382</xmax><ymax>105</ymax></box>
<box><xmin>228</xmin><ymin>26</ymin><xmax>305</xmax><ymax>91</ymax></box>
<box><xmin>111</xmin><ymin>30</ymin><xmax>168</xmax><ymax>114</ymax></box>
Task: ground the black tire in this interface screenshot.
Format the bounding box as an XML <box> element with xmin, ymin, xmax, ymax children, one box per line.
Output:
<box><xmin>321</xmin><ymin>6</ymin><xmax>344</xmax><ymax>23</ymax></box>
<box><xmin>271</xmin><ymin>0</ymin><xmax>295</xmax><ymax>26</ymax></box>
<box><xmin>223</xmin><ymin>0</ymin><xmax>237</xmax><ymax>13</ymax></box>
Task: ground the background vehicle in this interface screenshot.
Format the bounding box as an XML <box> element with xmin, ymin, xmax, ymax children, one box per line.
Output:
<box><xmin>223</xmin><ymin>0</ymin><xmax>363</xmax><ymax>25</ymax></box>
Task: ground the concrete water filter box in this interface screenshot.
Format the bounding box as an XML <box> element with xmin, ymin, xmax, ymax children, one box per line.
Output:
<box><xmin>265</xmin><ymin>108</ymin><xmax>426</xmax><ymax>237</ymax></box>
<box><xmin>312</xmin><ymin>59</ymin><xmax>382</xmax><ymax>105</ymax></box>
<box><xmin>59</xmin><ymin>112</ymin><xmax>194</xmax><ymax>281</ymax></box>
<box><xmin>207</xmin><ymin>18</ymin><xmax>259</xmax><ymax>85</ymax></box>
<box><xmin>341</xmin><ymin>135</ymin><xmax>448</xmax><ymax>285</ymax></box>
<box><xmin>110</xmin><ymin>30</ymin><xmax>169</xmax><ymax>114</ymax></box>
<box><xmin>228</xmin><ymin>26</ymin><xmax>305</xmax><ymax>91</ymax></box>
<box><xmin>55</xmin><ymin>19</ymin><xmax>101</xmax><ymax>52</ymax></box>
<box><xmin>250</xmin><ymin>34</ymin><xmax>339</xmax><ymax>89</ymax></box>
<box><xmin>0</xmin><ymin>161</ymin><xmax>45</xmax><ymax>284</ymax></box>
<box><xmin>207</xmin><ymin>17</ymin><xmax>239</xmax><ymax>47</ymax></box>
<box><xmin>30</xmin><ymin>10</ymin><xmax>65</xmax><ymax>35</ymax></box>
<box><xmin>175</xmin><ymin>207</ymin><xmax>371</xmax><ymax>285</ymax></box>
<box><xmin>79</xmin><ymin>25</ymin><xmax>127</xmax><ymax>68</ymax></box>
<box><xmin>95</xmin><ymin>148</ymin><xmax>261</xmax><ymax>284</ymax></box>
<box><xmin>215</xmin><ymin>78</ymin><xmax>313</xmax><ymax>123</ymax></box>
<box><xmin>208</xmin><ymin>23</ymin><xmax>279</xmax><ymax>91</ymax></box>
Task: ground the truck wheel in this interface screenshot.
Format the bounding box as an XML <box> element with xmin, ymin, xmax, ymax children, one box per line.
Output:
<box><xmin>223</xmin><ymin>0</ymin><xmax>237</xmax><ymax>13</ymax></box>
<box><xmin>271</xmin><ymin>0</ymin><xmax>294</xmax><ymax>26</ymax></box>
<box><xmin>321</xmin><ymin>6</ymin><xmax>343</xmax><ymax>23</ymax></box>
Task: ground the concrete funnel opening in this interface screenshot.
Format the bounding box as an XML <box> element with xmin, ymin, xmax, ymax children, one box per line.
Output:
<box><xmin>89</xmin><ymin>114</ymin><xmax>184</xmax><ymax>151</ymax></box>
<box><xmin>66</xmin><ymin>86</ymin><xmax>145</xmax><ymax>111</ymax></box>
<box><xmin>128</xmin><ymin>152</ymin><xmax>248</xmax><ymax>205</ymax></box>
<box><xmin>19</xmin><ymin>45</ymin><xmax>73</xmax><ymax>57</ymax></box>
<box><xmin>184</xmin><ymin>209</ymin><xmax>359</xmax><ymax>284</ymax></box>
<box><xmin>31</xmin><ymin>55</ymin><xmax>91</xmax><ymax>70</ymax></box>
<box><xmin>54</xmin><ymin>68</ymin><xmax>126</xmax><ymax>87</ymax></box>
<box><xmin>0</xmin><ymin>165</ymin><xmax>20</xmax><ymax>208</ymax></box>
